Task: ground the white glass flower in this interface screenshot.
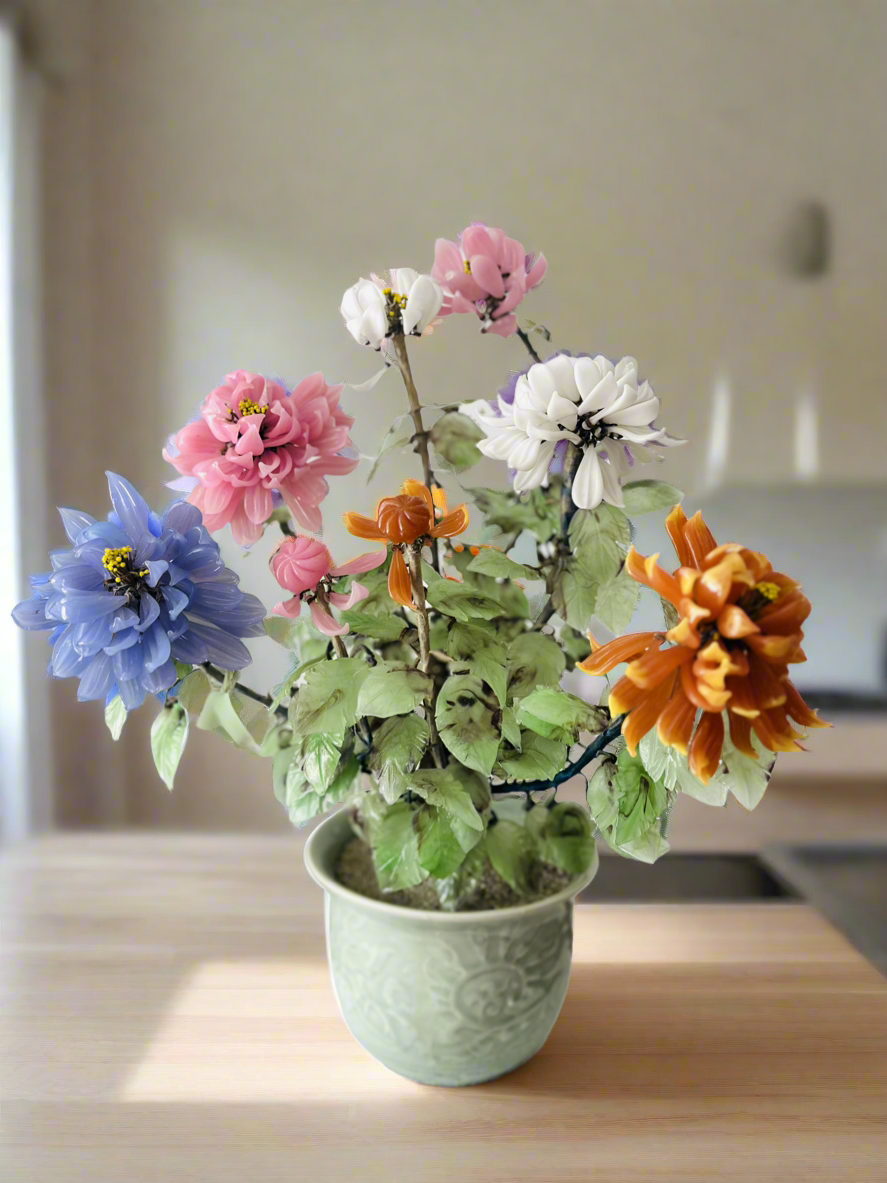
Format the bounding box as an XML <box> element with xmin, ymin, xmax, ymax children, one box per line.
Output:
<box><xmin>462</xmin><ymin>354</ymin><xmax>683</xmax><ymax>510</ymax></box>
<box><xmin>340</xmin><ymin>269</ymin><xmax>443</xmax><ymax>350</ymax></box>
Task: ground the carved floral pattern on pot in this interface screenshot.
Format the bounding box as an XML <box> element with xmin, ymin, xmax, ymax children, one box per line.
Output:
<box><xmin>326</xmin><ymin>895</ymin><xmax>575</xmax><ymax>1086</ymax></box>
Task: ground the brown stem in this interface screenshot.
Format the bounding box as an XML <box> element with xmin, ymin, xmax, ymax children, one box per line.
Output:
<box><xmin>391</xmin><ymin>332</ymin><xmax>441</xmax><ymax>572</ymax></box>
<box><xmin>533</xmin><ymin>443</ymin><xmax>583</xmax><ymax>631</ymax></box>
<box><xmin>560</xmin><ymin>441</ymin><xmax>582</xmax><ymax>539</ymax></box>
<box><xmin>314</xmin><ymin>585</ymin><xmax>348</xmax><ymax>659</ymax></box>
<box><xmin>407</xmin><ymin>544</ymin><xmax>444</xmax><ymax>766</ymax></box>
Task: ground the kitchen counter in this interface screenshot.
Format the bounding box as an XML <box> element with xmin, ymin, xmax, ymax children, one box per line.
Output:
<box><xmin>2</xmin><ymin>834</ymin><xmax>886</xmax><ymax>1182</ymax></box>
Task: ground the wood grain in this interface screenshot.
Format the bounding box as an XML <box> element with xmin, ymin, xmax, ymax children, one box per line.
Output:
<box><xmin>2</xmin><ymin>833</ymin><xmax>886</xmax><ymax>1182</ymax></box>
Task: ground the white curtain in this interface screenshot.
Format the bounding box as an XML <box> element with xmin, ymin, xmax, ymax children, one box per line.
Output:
<box><xmin>0</xmin><ymin>15</ymin><xmax>52</xmax><ymax>840</ymax></box>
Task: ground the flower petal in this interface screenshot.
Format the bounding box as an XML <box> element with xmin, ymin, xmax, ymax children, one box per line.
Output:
<box><xmin>622</xmin><ymin>671</ymin><xmax>677</xmax><ymax>755</ymax></box>
<box><xmin>430</xmin><ymin>504</ymin><xmax>469</xmax><ymax>539</ymax></box>
<box><xmin>683</xmin><ymin>511</ymin><xmax>718</xmax><ymax>566</ymax></box>
<box><xmin>330</xmin><ymin>549</ymin><xmax>387</xmax><ymax>577</ymax></box>
<box><xmin>387</xmin><ymin>547</ymin><xmax>413</xmax><ymax>608</ymax></box>
<box><xmin>571</xmin><ymin>449</ymin><xmax>603</xmax><ymax>509</ymax></box>
<box><xmin>327</xmin><ymin>582</ymin><xmax>369</xmax><ymax>610</ymax></box>
<box><xmin>344</xmin><ymin>513</ymin><xmax>387</xmax><ymax>541</ymax></box>
<box><xmin>105</xmin><ymin>472</ymin><xmax>153</xmax><ymax>542</ymax></box>
<box><xmin>578</xmin><ymin>631</ymin><xmax>659</xmax><ymax>676</ymax></box>
<box><xmin>625</xmin><ymin>643</ymin><xmax>693</xmax><ymax>690</ymax></box>
<box><xmin>687</xmin><ymin>711</ymin><xmax>725</xmax><ymax>783</ymax></box>
<box><xmin>309</xmin><ymin>600</ymin><xmax>349</xmax><ymax>636</ymax></box>
<box><xmin>656</xmin><ymin>688</ymin><xmax>697</xmax><ymax>755</ymax></box>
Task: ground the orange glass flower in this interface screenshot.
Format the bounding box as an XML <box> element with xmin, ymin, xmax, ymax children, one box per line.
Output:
<box><xmin>579</xmin><ymin>505</ymin><xmax>827</xmax><ymax>783</ymax></box>
<box><xmin>344</xmin><ymin>479</ymin><xmax>469</xmax><ymax>608</ymax></box>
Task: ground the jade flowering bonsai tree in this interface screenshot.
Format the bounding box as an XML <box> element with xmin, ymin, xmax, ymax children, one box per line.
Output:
<box><xmin>12</xmin><ymin>221</ymin><xmax>827</xmax><ymax>905</ymax></box>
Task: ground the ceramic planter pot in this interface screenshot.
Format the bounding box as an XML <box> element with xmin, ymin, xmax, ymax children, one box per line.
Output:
<box><xmin>304</xmin><ymin>809</ymin><xmax>598</xmax><ymax>1087</ymax></box>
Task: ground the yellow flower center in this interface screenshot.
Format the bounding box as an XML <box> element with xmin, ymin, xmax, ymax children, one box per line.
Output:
<box><xmin>463</xmin><ymin>259</ymin><xmax>472</xmax><ymax>273</ymax></box>
<box><xmin>382</xmin><ymin>287</ymin><xmax>408</xmax><ymax>319</ymax></box>
<box><xmin>238</xmin><ymin>397</ymin><xmax>264</xmax><ymax>417</ymax></box>
<box><xmin>102</xmin><ymin>546</ymin><xmax>148</xmax><ymax>584</ymax></box>
<box><xmin>755</xmin><ymin>581</ymin><xmax>781</xmax><ymax>602</ymax></box>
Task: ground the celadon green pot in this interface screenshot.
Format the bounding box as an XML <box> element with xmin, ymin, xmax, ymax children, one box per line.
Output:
<box><xmin>304</xmin><ymin>808</ymin><xmax>598</xmax><ymax>1087</ymax></box>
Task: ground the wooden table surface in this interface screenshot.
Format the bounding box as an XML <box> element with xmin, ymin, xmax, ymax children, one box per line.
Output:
<box><xmin>2</xmin><ymin>833</ymin><xmax>886</xmax><ymax>1182</ymax></box>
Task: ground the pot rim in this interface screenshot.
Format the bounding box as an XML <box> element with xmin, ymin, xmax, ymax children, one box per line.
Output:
<box><xmin>304</xmin><ymin>807</ymin><xmax>599</xmax><ymax>925</ymax></box>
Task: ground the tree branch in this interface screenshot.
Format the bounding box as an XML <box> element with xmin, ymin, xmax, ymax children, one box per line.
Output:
<box><xmin>390</xmin><ymin>332</ymin><xmax>441</xmax><ymax>572</ymax></box>
<box><xmin>532</xmin><ymin>444</ymin><xmax>583</xmax><ymax>632</ymax></box>
<box><xmin>516</xmin><ymin>326</ymin><xmax>542</xmax><ymax>364</ymax></box>
<box><xmin>407</xmin><ymin>544</ymin><xmax>445</xmax><ymax>767</ymax></box>
<box><xmin>491</xmin><ymin>714</ymin><xmax>625</xmax><ymax>796</ymax></box>
<box><xmin>200</xmin><ymin>662</ymin><xmax>289</xmax><ymax>721</ymax></box>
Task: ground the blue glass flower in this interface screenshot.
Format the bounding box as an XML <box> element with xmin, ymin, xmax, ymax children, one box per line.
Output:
<box><xmin>11</xmin><ymin>472</ymin><xmax>266</xmax><ymax>711</ymax></box>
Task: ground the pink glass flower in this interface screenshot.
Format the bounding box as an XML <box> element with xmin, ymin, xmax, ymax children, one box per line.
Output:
<box><xmin>431</xmin><ymin>224</ymin><xmax>547</xmax><ymax>338</ymax></box>
<box><xmin>163</xmin><ymin>371</ymin><xmax>359</xmax><ymax>546</ymax></box>
<box><xmin>269</xmin><ymin>536</ymin><xmax>386</xmax><ymax>637</ymax></box>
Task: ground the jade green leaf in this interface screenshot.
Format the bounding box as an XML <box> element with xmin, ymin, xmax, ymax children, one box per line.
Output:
<box><xmin>327</xmin><ymin>754</ymin><xmax>361</xmax><ymax>803</ymax></box>
<box><xmin>500</xmin><ymin>706</ymin><xmax>522</xmax><ymax>750</ymax></box>
<box><xmin>430</xmin><ymin>411</ymin><xmax>485</xmax><ymax>471</ymax></box>
<box><xmin>408</xmin><ymin>768</ymin><xmax>484</xmax><ymax>833</ymax></box>
<box><xmin>499</xmin><ymin>731</ymin><xmax>566</xmax><ymax>781</ymax></box>
<box><xmin>269</xmin><ymin>653</ymin><xmax>326</xmax><ymax>712</ymax></box>
<box><xmin>569</xmin><ymin>504</ymin><xmax>631</xmax><ymax>554</ymax></box>
<box><xmin>515</xmin><ymin>687</ymin><xmax>601</xmax><ymax>743</ymax></box>
<box><xmin>612</xmin><ymin>748</ymin><xmax>669</xmax><ymax>844</ymax></box>
<box><xmin>711</xmin><ymin>729</ymin><xmax>775</xmax><ymax>810</ymax></box>
<box><xmin>526</xmin><ymin>801</ymin><xmax>596</xmax><ymax>873</ymax></box>
<box><xmin>173</xmin><ymin>659</ymin><xmax>193</xmax><ymax>681</ymax></box>
<box><xmin>594</xmin><ymin>569</ymin><xmax>641</xmax><ymax>634</ymax></box>
<box><xmin>104</xmin><ymin>695</ymin><xmax>127</xmax><ymax>741</ymax></box>
<box><xmin>263</xmin><ymin>615</ymin><xmax>304</xmax><ymax>650</ymax></box>
<box><xmin>435</xmin><ymin>843</ymin><xmax>490</xmax><ymax>912</ymax></box>
<box><xmin>587</xmin><ymin>748</ymin><xmax>670</xmax><ymax>860</ymax></box>
<box><xmin>586</xmin><ymin>759</ymin><xmax>670</xmax><ymax>863</ymax></box>
<box><xmin>338</xmin><ymin>611</ymin><xmax>407</xmax><ymax>642</ymax></box>
<box><xmin>196</xmin><ymin>689</ymin><xmax>261</xmax><ymax>753</ymax></box>
<box><xmin>373</xmin><ymin>801</ymin><xmax>428</xmax><ymax>890</ymax></box>
<box><xmin>638</xmin><ymin>727</ymin><xmax>728</xmax><ymax>805</ymax></box>
<box><xmin>416</xmin><ymin>806</ymin><xmax>468</xmax><ymax>877</ymax></box>
<box><xmin>446</xmin><ymin>763</ymin><xmax>491</xmax><ymax>815</ymax></box>
<box><xmin>550</xmin><ymin>560</ymin><xmax>599</xmax><ymax>632</ymax></box>
<box><xmin>447</xmin><ymin>621</ymin><xmax>507</xmax><ymax>705</ymax></box>
<box><xmin>468</xmin><ymin>485</ymin><xmax>560</xmax><ymax>540</ymax></box>
<box><xmin>356</xmin><ymin>662</ymin><xmax>432</xmax><ymax>719</ymax></box>
<box><xmin>435</xmin><ymin>674</ymin><xmax>501</xmax><ymax>775</ymax></box>
<box><xmin>446</xmin><ymin>619</ymin><xmax>504</xmax><ymax>661</ymax></box>
<box><xmin>265</xmin><ymin>614</ymin><xmax>328</xmax><ymax>663</ymax></box>
<box><xmin>177</xmin><ymin>667</ymin><xmax>212</xmax><ymax>715</ymax></box>
<box><xmin>426</xmin><ymin>580</ymin><xmax>504</xmax><ymax>623</ymax></box>
<box><xmin>484</xmin><ymin>819</ymin><xmax>537</xmax><ymax>894</ymax></box>
<box><xmin>366</xmin><ymin>411</ymin><xmax>413</xmax><ymax>485</ymax></box>
<box><xmin>286</xmin><ymin>789</ymin><xmax>326</xmax><ymax>826</ymax></box>
<box><xmin>292</xmin><ymin>658</ymin><xmax>369</xmax><ymax>735</ymax></box>
<box><xmin>271</xmin><ymin>743</ymin><xmax>297</xmax><ymax>797</ymax></box>
<box><xmin>467</xmin><ymin>549</ymin><xmax>539</xmax><ymax>582</ymax></box>
<box><xmin>560</xmin><ymin>626</ymin><xmax>592</xmax><ymax>664</ymax></box>
<box><xmin>453</xmin><ymin>653</ymin><xmax>507</xmax><ymax>709</ymax></box>
<box><xmin>621</xmin><ymin>479</ymin><xmax>684</xmax><ymax>515</ymax></box>
<box><xmin>302</xmin><ymin>731</ymin><xmax>344</xmax><ymax>792</ymax></box>
<box><xmin>506</xmin><ymin>632</ymin><xmax>566</xmax><ymax>700</ymax></box>
<box><xmin>368</xmin><ymin>714</ymin><xmax>430</xmax><ymax>804</ymax></box>
<box><xmin>230</xmin><ymin>691</ymin><xmax>274</xmax><ymax>746</ymax></box>
<box><xmin>150</xmin><ymin>702</ymin><xmax>189</xmax><ymax>790</ymax></box>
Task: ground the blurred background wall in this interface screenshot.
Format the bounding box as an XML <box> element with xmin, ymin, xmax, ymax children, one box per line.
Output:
<box><xmin>18</xmin><ymin>0</ymin><xmax>887</xmax><ymax>830</ymax></box>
